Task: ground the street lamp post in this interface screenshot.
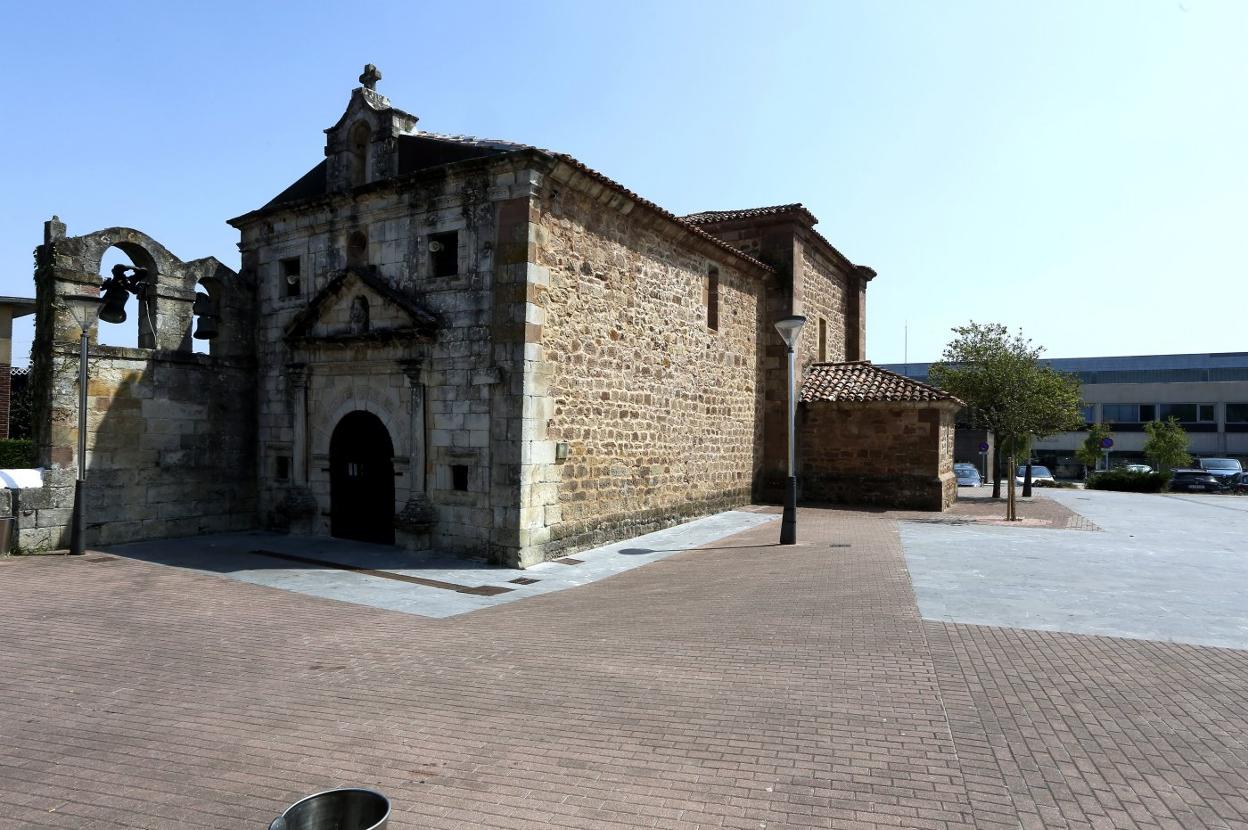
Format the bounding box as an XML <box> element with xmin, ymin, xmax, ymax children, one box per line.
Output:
<box><xmin>774</xmin><ymin>315</ymin><xmax>806</xmax><ymax>545</ymax></box>
<box><xmin>64</xmin><ymin>294</ymin><xmax>103</xmax><ymax>556</ymax></box>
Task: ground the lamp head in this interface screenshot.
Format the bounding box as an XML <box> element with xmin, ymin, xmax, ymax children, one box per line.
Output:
<box><xmin>63</xmin><ymin>293</ymin><xmax>104</xmax><ymax>332</ymax></box>
<box><xmin>774</xmin><ymin>315</ymin><xmax>807</xmax><ymax>351</ymax></box>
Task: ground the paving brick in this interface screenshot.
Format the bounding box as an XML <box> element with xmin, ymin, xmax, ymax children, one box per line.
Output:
<box><xmin>1</xmin><ymin>504</ymin><xmax>1245</xmax><ymax>828</ymax></box>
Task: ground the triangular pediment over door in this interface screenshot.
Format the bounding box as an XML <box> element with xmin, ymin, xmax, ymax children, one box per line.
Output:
<box><xmin>284</xmin><ymin>268</ymin><xmax>439</xmax><ymax>347</ymax></box>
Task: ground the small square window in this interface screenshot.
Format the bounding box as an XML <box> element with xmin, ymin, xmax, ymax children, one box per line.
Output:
<box><xmin>451</xmin><ymin>464</ymin><xmax>469</xmax><ymax>491</ymax></box>
<box><xmin>280</xmin><ymin>257</ymin><xmax>301</xmax><ymax>298</ymax></box>
<box><xmin>429</xmin><ymin>231</ymin><xmax>459</xmax><ymax>277</ymax></box>
<box><xmin>1198</xmin><ymin>404</ymin><xmax>1215</xmax><ymax>422</ymax></box>
<box><xmin>275</xmin><ymin>456</ymin><xmax>291</xmax><ymax>481</ymax></box>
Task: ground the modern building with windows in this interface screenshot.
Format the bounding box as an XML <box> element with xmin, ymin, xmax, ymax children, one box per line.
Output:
<box><xmin>883</xmin><ymin>352</ymin><xmax>1248</xmax><ymax>477</ymax></box>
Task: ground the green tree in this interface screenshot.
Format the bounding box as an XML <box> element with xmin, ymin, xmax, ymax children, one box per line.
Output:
<box><xmin>1143</xmin><ymin>417</ymin><xmax>1191</xmax><ymax>472</ymax></box>
<box><xmin>929</xmin><ymin>322</ymin><xmax>1084</xmax><ymax>520</ymax></box>
<box><xmin>1075</xmin><ymin>422</ymin><xmax>1113</xmax><ymax>478</ymax></box>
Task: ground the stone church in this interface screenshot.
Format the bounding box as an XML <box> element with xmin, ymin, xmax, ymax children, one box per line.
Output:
<box><xmin>21</xmin><ymin>67</ymin><xmax>956</xmax><ymax>566</ymax></box>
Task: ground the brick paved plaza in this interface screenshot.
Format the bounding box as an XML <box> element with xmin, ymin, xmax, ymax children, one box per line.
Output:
<box><xmin>3</xmin><ymin>503</ymin><xmax>1247</xmax><ymax>829</ymax></box>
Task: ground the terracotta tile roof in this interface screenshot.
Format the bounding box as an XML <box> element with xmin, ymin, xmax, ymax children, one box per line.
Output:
<box><xmin>800</xmin><ymin>361</ymin><xmax>962</xmax><ymax>405</ymax></box>
<box><xmin>681</xmin><ymin>204</ymin><xmax>817</xmax><ymax>226</ymax></box>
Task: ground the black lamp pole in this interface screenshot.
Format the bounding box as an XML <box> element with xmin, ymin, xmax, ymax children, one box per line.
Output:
<box><xmin>64</xmin><ymin>296</ymin><xmax>104</xmax><ymax>556</ymax></box>
<box><xmin>775</xmin><ymin>315</ymin><xmax>806</xmax><ymax>545</ymax></box>
<box><xmin>70</xmin><ymin>325</ymin><xmax>88</xmax><ymax>555</ymax></box>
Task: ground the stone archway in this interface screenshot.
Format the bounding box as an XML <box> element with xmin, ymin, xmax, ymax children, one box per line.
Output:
<box><xmin>329</xmin><ymin>410</ymin><xmax>395</xmax><ymax>545</ymax></box>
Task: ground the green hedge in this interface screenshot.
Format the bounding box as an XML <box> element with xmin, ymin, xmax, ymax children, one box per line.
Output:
<box><xmin>1087</xmin><ymin>469</ymin><xmax>1171</xmax><ymax>493</ymax></box>
<box><xmin>0</xmin><ymin>439</ymin><xmax>35</xmax><ymax>469</ymax></box>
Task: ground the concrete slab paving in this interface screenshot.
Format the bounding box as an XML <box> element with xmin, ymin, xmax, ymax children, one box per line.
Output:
<box><xmin>103</xmin><ymin>509</ymin><xmax>779</xmax><ymax>617</ymax></box>
<box><xmin>902</xmin><ymin>488</ymin><xmax>1248</xmax><ymax>649</ymax></box>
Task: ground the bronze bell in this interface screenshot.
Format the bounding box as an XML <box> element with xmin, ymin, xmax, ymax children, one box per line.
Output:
<box><xmin>193</xmin><ymin>314</ymin><xmax>219</xmax><ymax>340</ymax></box>
<box><xmin>98</xmin><ymin>284</ymin><xmax>130</xmax><ymax>324</ymax></box>
<box><xmin>192</xmin><ymin>292</ymin><xmax>220</xmax><ymax>340</ymax></box>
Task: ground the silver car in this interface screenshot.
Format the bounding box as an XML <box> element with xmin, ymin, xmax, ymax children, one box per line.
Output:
<box><xmin>1198</xmin><ymin>458</ymin><xmax>1242</xmax><ymax>487</ymax></box>
<box><xmin>1015</xmin><ymin>465</ymin><xmax>1056</xmax><ymax>485</ymax></box>
<box><xmin>954</xmin><ymin>463</ymin><xmax>983</xmax><ymax>487</ymax></box>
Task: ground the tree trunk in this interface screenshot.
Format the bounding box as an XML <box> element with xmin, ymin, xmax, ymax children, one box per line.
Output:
<box><xmin>991</xmin><ymin>442</ymin><xmax>1002</xmax><ymax>499</ymax></box>
<box><xmin>1022</xmin><ymin>461</ymin><xmax>1034</xmax><ymax>498</ymax></box>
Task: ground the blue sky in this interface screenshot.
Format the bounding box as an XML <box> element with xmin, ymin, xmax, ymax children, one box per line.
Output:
<box><xmin>1</xmin><ymin>0</ymin><xmax>1244</xmax><ymax>362</ymax></box>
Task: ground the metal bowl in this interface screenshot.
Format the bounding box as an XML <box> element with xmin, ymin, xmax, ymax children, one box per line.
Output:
<box><xmin>268</xmin><ymin>787</ymin><xmax>390</xmax><ymax>830</ymax></box>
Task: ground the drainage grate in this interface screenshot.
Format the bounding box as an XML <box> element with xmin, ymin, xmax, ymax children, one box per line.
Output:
<box><xmin>828</xmin><ymin>544</ymin><xmax>851</xmax><ymax>548</ymax></box>
<box><xmin>509</xmin><ymin>577</ymin><xmax>540</xmax><ymax>585</ymax></box>
<box><xmin>553</xmin><ymin>557</ymin><xmax>584</xmax><ymax>566</ymax></box>
<box><xmin>84</xmin><ymin>555</ymin><xmax>121</xmax><ymax>564</ymax></box>
<box><xmin>250</xmin><ymin>550</ymin><xmax>514</xmax><ymax>596</ymax></box>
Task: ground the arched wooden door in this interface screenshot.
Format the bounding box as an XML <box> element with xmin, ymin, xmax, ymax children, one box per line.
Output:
<box><xmin>329</xmin><ymin>411</ymin><xmax>395</xmax><ymax>545</ymax></box>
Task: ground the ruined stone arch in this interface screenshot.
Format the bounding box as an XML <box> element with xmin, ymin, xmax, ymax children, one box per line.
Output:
<box><xmin>69</xmin><ymin>228</ymin><xmax>196</xmax><ymax>351</ymax></box>
<box><xmin>77</xmin><ymin>228</ymin><xmax>178</xmax><ymax>279</ymax></box>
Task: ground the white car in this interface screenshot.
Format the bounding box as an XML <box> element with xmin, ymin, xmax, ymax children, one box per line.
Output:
<box><xmin>1122</xmin><ymin>464</ymin><xmax>1152</xmax><ymax>473</ymax></box>
<box><xmin>1015</xmin><ymin>465</ymin><xmax>1056</xmax><ymax>486</ymax></box>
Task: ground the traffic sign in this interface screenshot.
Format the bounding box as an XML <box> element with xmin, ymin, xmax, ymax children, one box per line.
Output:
<box><xmin>1100</xmin><ymin>437</ymin><xmax>1114</xmax><ymax>449</ymax></box>
<box><xmin>978</xmin><ymin>441</ymin><xmax>990</xmax><ymax>452</ymax></box>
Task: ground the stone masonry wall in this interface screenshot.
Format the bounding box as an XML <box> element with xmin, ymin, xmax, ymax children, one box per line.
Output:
<box><xmin>526</xmin><ymin>182</ymin><xmax>768</xmax><ymax>560</ymax></box>
<box><xmin>237</xmin><ymin>157</ymin><xmax>538</xmax><ymax>562</ymax></box>
<box><xmin>797</xmin><ymin>242</ymin><xmax>850</xmax><ymax>367</ymax></box>
<box><xmin>938</xmin><ymin>406</ymin><xmax>957</xmax><ymax>507</ymax></box>
<box><xmin>33</xmin><ymin>349</ymin><xmax>256</xmax><ymax>548</ymax></box>
<box><xmin>799</xmin><ymin>401</ymin><xmax>958</xmax><ymax>511</ymax></box>
<box><xmin>688</xmin><ymin>218</ymin><xmax>860</xmax><ymax>502</ymax></box>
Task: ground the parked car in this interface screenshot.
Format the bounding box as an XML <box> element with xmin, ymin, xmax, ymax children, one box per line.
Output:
<box><xmin>1169</xmin><ymin>469</ymin><xmax>1224</xmax><ymax>493</ymax></box>
<box><xmin>1122</xmin><ymin>463</ymin><xmax>1153</xmax><ymax>473</ymax></box>
<box><xmin>1197</xmin><ymin>458</ymin><xmax>1243</xmax><ymax>486</ymax></box>
<box><xmin>1015</xmin><ymin>465</ymin><xmax>1056</xmax><ymax>486</ymax></box>
<box><xmin>954</xmin><ymin>463</ymin><xmax>982</xmax><ymax>487</ymax></box>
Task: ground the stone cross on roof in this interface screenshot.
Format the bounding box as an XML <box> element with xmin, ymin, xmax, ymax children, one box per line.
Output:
<box><xmin>359</xmin><ymin>63</ymin><xmax>382</xmax><ymax>91</ymax></box>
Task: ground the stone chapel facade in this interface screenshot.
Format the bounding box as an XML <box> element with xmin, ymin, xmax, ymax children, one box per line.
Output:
<box><xmin>20</xmin><ymin>69</ymin><xmax>954</xmax><ymax>566</ymax></box>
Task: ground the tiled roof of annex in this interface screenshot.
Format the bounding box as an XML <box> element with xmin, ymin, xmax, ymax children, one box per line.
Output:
<box><xmin>800</xmin><ymin>361</ymin><xmax>963</xmax><ymax>406</ymax></box>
